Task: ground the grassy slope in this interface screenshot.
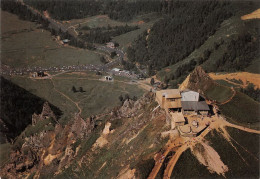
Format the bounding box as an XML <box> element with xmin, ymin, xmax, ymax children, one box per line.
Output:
<box><xmin>219</xmin><ymin>91</ymin><xmax>260</xmax><ymax>129</ymax></box>
<box><xmin>8</xmin><ymin>76</ymin><xmax>78</xmax><ymax>120</ymax></box>
<box><xmin>205</xmin><ymin>84</ymin><xmax>233</xmax><ymax>103</ymax></box>
<box><xmin>171</xmin><ymin>127</ymin><xmax>259</xmax><ymax>179</ymax></box>
<box><xmin>206</xmin><ymin>128</ymin><xmax>259</xmax><ymax>178</ymax></box>
<box><xmin>215</xmin><ymin>80</ymin><xmax>240</xmax><ymax>88</ymax></box>
<box><xmin>1</xmin><ymin>10</ymin><xmax>102</xmax><ymax>68</ymax></box>
<box><xmin>170</xmin><ymin>149</ymin><xmax>220</xmax><ymax>179</ymax></box>
<box><xmin>113</xmin><ymin>13</ymin><xmax>161</xmax><ymax>51</ymax></box>
<box><xmin>52</xmin><ymin>72</ymin><xmax>144</xmax><ymax>117</ymax></box>
<box><xmin>8</xmin><ymin>72</ymin><xmax>144</xmax><ymax>119</ymax></box>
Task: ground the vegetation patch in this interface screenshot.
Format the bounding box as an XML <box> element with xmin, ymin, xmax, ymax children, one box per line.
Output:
<box><xmin>170</xmin><ymin>149</ymin><xmax>219</xmax><ymax>178</ymax></box>
<box><xmin>215</xmin><ymin>80</ymin><xmax>239</xmax><ymax>88</ymax></box>
<box><xmin>205</xmin><ymin>84</ymin><xmax>233</xmax><ymax>103</ymax></box>
<box><xmin>220</xmin><ymin>92</ymin><xmax>260</xmax><ymax>128</ymax></box>
<box><xmin>0</xmin><ymin>143</ymin><xmax>11</xmax><ymax>166</ymax></box>
<box><xmin>206</xmin><ymin>128</ymin><xmax>259</xmax><ymax>178</ymax></box>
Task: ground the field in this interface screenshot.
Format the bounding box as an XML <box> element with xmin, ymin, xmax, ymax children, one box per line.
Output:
<box><xmin>219</xmin><ymin>92</ymin><xmax>260</xmax><ymax>129</ymax></box>
<box><xmin>205</xmin><ymin>84</ymin><xmax>233</xmax><ymax>104</ymax></box>
<box><xmin>8</xmin><ymin>72</ymin><xmax>144</xmax><ymax>119</ymax></box>
<box><xmin>215</xmin><ymin>80</ymin><xmax>240</xmax><ymax>88</ymax></box>
<box><xmin>1</xmin><ymin>10</ymin><xmax>102</xmax><ymax>68</ymax></box>
<box><xmin>113</xmin><ymin>13</ymin><xmax>161</xmax><ymax>50</ymax></box>
<box><xmin>62</xmin><ymin>13</ymin><xmax>161</xmax><ymax>51</ymax></box>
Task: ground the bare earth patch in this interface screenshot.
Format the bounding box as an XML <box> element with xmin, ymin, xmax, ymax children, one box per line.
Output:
<box><xmin>118</xmin><ymin>165</ymin><xmax>136</xmax><ymax>179</ymax></box>
<box><xmin>191</xmin><ymin>141</ymin><xmax>228</xmax><ymax>176</ymax></box>
<box><xmin>209</xmin><ymin>72</ymin><xmax>260</xmax><ymax>88</ymax></box>
<box><xmin>92</xmin><ymin>122</ymin><xmax>111</xmax><ymax>150</ymax></box>
<box><xmin>241</xmin><ymin>9</ymin><xmax>260</xmax><ymax>20</ymax></box>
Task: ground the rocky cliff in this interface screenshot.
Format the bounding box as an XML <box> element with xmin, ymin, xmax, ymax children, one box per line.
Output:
<box><xmin>179</xmin><ymin>66</ymin><xmax>215</xmax><ymax>94</ymax></box>
<box><xmin>0</xmin><ymin>92</ymin><xmax>168</xmax><ymax>179</ymax></box>
<box><xmin>0</xmin><ymin>102</ymin><xmax>95</xmax><ymax>178</ymax></box>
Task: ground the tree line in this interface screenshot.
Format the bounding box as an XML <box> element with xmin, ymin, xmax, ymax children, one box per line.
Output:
<box><xmin>213</xmin><ymin>32</ymin><xmax>259</xmax><ymax>72</ymax></box>
<box><xmin>23</xmin><ymin>0</ymin><xmax>161</xmax><ymax>21</ymax></box>
<box><xmin>80</xmin><ymin>24</ymin><xmax>139</xmax><ymax>44</ymax></box>
<box><xmin>240</xmin><ymin>83</ymin><xmax>260</xmax><ymax>102</ymax></box>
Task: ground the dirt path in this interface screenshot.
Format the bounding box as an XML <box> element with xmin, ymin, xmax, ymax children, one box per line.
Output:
<box><xmin>163</xmin><ymin>144</ymin><xmax>188</xmax><ymax>179</ymax></box>
<box><xmin>50</xmin><ymin>79</ymin><xmax>82</xmax><ymax>114</ymax></box>
<box><xmin>241</xmin><ymin>9</ymin><xmax>260</xmax><ymax>20</ymax></box>
<box><xmin>223</xmin><ymin>120</ymin><xmax>260</xmax><ymax>134</ymax></box>
<box><xmin>219</xmin><ymin>87</ymin><xmax>236</xmax><ymax>105</ymax></box>
<box><xmin>147</xmin><ymin>137</ymin><xmax>187</xmax><ymax>179</ymax></box>
<box><xmin>209</xmin><ymin>72</ymin><xmax>260</xmax><ymax>89</ymax></box>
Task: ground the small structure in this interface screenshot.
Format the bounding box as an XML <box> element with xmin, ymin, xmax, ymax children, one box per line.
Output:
<box><xmin>37</xmin><ymin>71</ymin><xmax>45</xmax><ymax>77</ymax></box>
<box><xmin>112</xmin><ymin>68</ymin><xmax>121</xmax><ymax>72</ymax></box>
<box><xmin>32</xmin><ymin>72</ymin><xmax>37</xmax><ymax>78</ymax></box>
<box><xmin>105</xmin><ymin>76</ymin><xmax>113</xmax><ymax>81</ymax></box>
<box><xmin>156</xmin><ymin>89</ymin><xmax>182</xmax><ymax>112</ymax></box>
<box><xmin>62</xmin><ymin>39</ymin><xmax>70</xmax><ymax>44</ymax></box>
<box><xmin>106</xmin><ymin>42</ymin><xmax>115</xmax><ymax>48</ymax></box>
<box><xmin>170</xmin><ymin>112</ymin><xmax>186</xmax><ymax>129</ymax></box>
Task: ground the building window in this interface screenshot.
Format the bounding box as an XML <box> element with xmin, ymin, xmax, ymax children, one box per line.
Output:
<box><xmin>169</xmin><ymin>98</ymin><xmax>175</xmax><ymax>101</ymax></box>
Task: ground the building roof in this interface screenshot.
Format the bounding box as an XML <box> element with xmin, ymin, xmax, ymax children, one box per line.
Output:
<box><xmin>170</xmin><ymin>112</ymin><xmax>185</xmax><ymax>123</ymax></box>
<box><xmin>181</xmin><ymin>101</ymin><xmax>210</xmax><ymax>111</ymax></box>
<box><xmin>157</xmin><ymin>89</ymin><xmax>181</xmax><ymax>98</ymax></box>
<box><xmin>181</xmin><ymin>90</ymin><xmax>200</xmax><ymax>101</ymax></box>
<box><xmin>112</xmin><ymin>68</ymin><xmax>121</xmax><ymax>72</ymax></box>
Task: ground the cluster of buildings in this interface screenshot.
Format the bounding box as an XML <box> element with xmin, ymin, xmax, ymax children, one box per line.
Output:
<box><xmin>156</xmin><ymin>89</ymin><xmax>211</xmax><ymax>137</ymax></box>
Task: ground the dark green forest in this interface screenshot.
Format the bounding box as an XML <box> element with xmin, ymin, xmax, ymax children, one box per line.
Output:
<box><xmin>127</xmin><ymin>1</ymin><xmax>259</xmax><ymax>75</ymax></box>
<box><xmin>23</xmin><ymin>0</ymin><xmax>162</xmax><ymax>21</ymax></box>
<box><xmin>80</xmin><ymin>25</ymin><xmax>139</xmax><ymax>44</ymax></box>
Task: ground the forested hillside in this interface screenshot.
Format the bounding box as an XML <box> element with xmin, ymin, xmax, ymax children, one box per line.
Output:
<box><xmin>23</xmin><ymin>0</ymin><xmax>162</xmax><ymax>21</ymax></box>
<box><xmin>127</xmin><ymin>1</ymin><xmax>259</xmax><ymax>75</ymax></box>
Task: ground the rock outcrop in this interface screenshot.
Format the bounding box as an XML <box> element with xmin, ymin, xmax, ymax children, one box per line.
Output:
<box><xmin>119</xmin><ymin>92</ymin><xmax>154</xmax><ymax>118</ymax></box>
<box><xmin>0</xmin><ymin>102</ymin><xmax>95</xmax><ymax>178</ymax></box>
<box><xmin>179</xmin><ymin>66</ymin><xmax>215</xmax><ymax>94</ymax></box>
<box><xmin>32</xmin><ymin>102</ymin><xmax>56</xmax><ymax>126</ymax></box>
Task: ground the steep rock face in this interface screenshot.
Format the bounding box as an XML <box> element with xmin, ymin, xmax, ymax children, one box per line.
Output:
<box><xmin>0</xmin><ymin>103</ymin><xmax>95</xmax><ymax>178</ymax></box>
<box><xmin>71</xmin><ymin>114</ymin><xmax>95</xmax><ymax>139</ymax></box>
<box><xmin>1</xmin><ymin>92</ymin><xmax>165</xmax><ymax>179</ymax></box>
<box><xmin>179</xmin><ymin>66</ymin><xmax>215</xmax><ymax>94</ymax></box>
<box><xmin>119</xmin><ymin>92</ymin><xmax>154</xmax><ymax>118</ymax></box>
<box><xmin>32</xmin><ymin>102</ymin><xmax>57</xmax><ymax>126</ymax></box>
